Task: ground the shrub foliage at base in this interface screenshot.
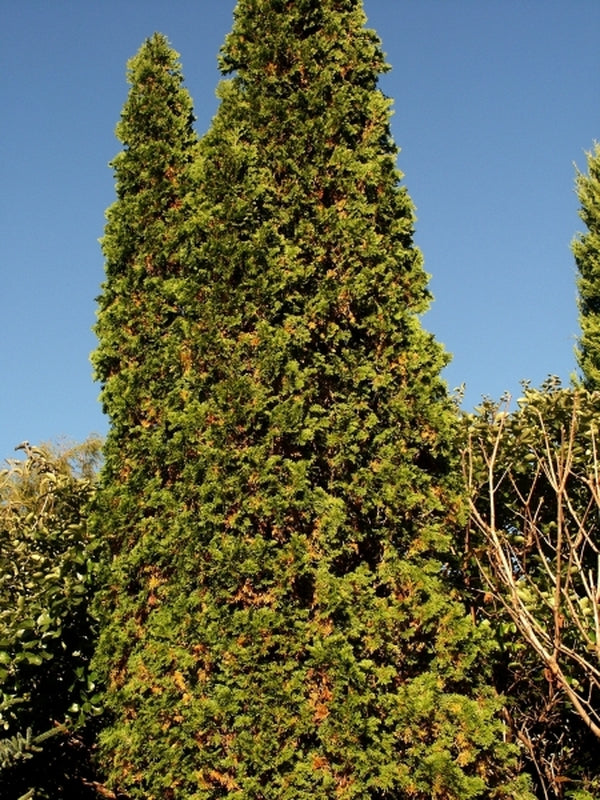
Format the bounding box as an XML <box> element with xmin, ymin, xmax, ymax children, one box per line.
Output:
<box><xmin>0</xmin><ymin>440</ymin><xmax>103</xmax><ymax>799</ymax></box>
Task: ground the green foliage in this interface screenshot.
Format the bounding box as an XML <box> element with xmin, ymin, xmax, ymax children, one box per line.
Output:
<box><xmin>93</xmin><ymin>31</ymin><xmax>198</xmax><ymax>434</ymax></box>
<box><xmin>91</xmin><ymin>32</ymin><xmax>199</xmax><ymax>540</ymax></box>
<box><xmin>91</xmin><ymin>32</ymin><xmax>199</xmax><ymax>763</ymax></box>
<box><xmin>90</xmin><ymin>29</ymin><xmax>201</xmax><ymax>796</ymax></box>
<box><xmin>94</xmin><ymin>4</ymin><xmax>532</xmax><ymax>799</ymax></box>
<box><xmin>573</xmin><ymin>142</ymin><xmax>600</xmax><ymax>390</ymax></box>
<box><xmin>0</xmin><ymin>439</ymin><xmax>105</xmax><ymax>799</ymax></box>
<box><xmin>463</xmin><ymin>381</ymin><xmax>600</xmax><ymax>799</ymax></box>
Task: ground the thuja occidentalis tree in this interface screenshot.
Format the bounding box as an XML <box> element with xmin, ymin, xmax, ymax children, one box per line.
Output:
<box><xmin>94</xmin><ymin>4</ymin><xmax>534</xmax><ymax>799</ymax></box>
<box><xmin>90</xmin><ymin>30</ymin><xmax>200</xmax><ymax>790</ymax></box>
<box><xmin>573</xmin><ymin>143</ymin><xmax>600</xmax><ymax>391</ymax></box>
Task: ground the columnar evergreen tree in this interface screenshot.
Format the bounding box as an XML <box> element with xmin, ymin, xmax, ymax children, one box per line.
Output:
<box><xmin>95</xmin><ymin>5</ymin><xmax>533</xmax><ymax>799</ymax></box>
<box><xmin>573</xmin><ymin>142</ymin><xmax>600</xmax><ymax>390</ymax></box>
<box><xmin>90</xmin><ymin>29</ymin><xmax>200</xmax><ymax>780</ymax></box>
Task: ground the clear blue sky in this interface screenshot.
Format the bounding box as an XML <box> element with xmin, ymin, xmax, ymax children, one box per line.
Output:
<box><xmin>1</xmin><ymin>1</ymin><xmax>598</xmax><ymax>465</ymax></box>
